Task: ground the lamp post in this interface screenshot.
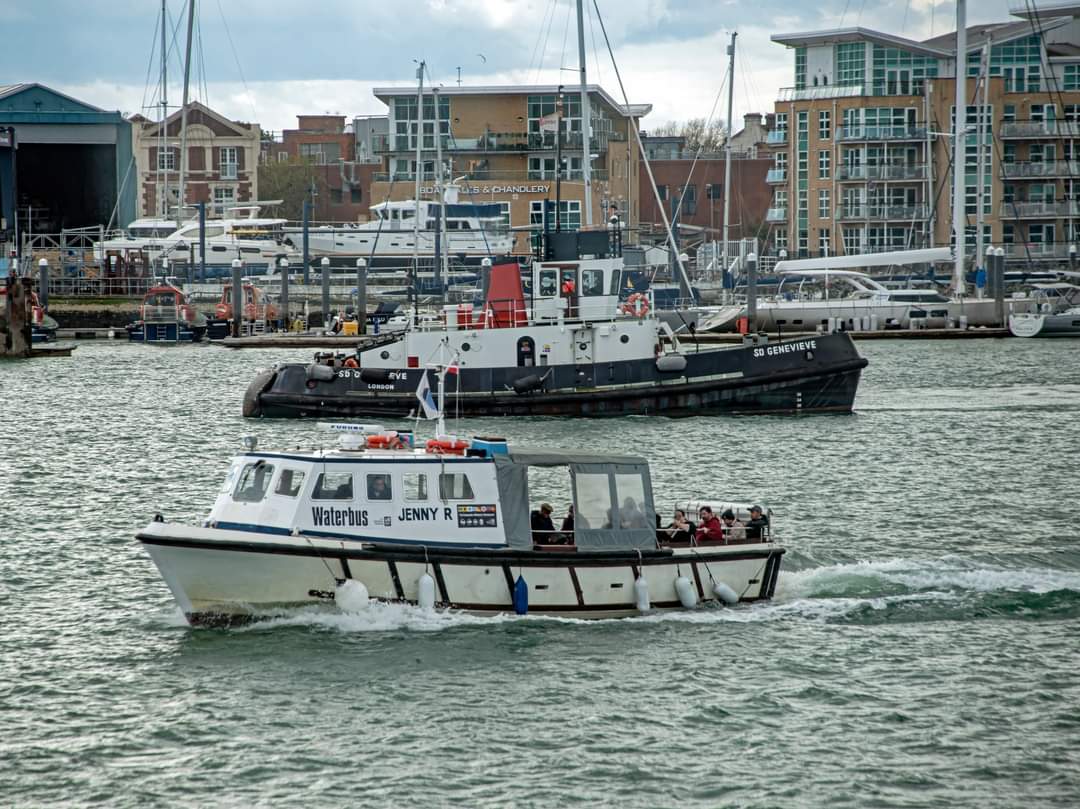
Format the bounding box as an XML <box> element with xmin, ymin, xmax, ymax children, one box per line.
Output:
<box><xmin>279</xmin><ymin>256</ymin><xmax>290</xmax><ymax>331</ymax></box>
<box><xmin>231</xmin><ymin>258</ymin><xmax>243</xmax><ymax>338</ymax></box>
<box><xmin>321</xmin><ymin>256</ymin><xmax>331</xmax><ymax>331</ymax></box>
<box><xmin>356</xmin><ymin>257</ymin><xmax>367</xmax><ymax>335</ymax></box>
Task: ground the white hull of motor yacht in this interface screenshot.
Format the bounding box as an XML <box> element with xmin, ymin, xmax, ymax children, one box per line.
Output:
<box><xmin>139</xmin><ymin>522</ymin><xmax>783</xmax><ymax>624</ymax></box>
<box><xmin>300</xmin><ymin>228</ymin><xmax>514</xmax><ymax>258</ymax></box>
<box><xmin>755</xmin><ymin>297</ymin><xmax>1026</xmax><ymax>331</ymax></box>
<box><xmin>1009</xmin><ymin>309</ymin><xmax>1080</xmax><ymax>337</ymax></box>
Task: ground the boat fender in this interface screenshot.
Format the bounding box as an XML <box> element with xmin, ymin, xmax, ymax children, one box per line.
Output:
<box><xmin>513</xmin><ymin>575</ymin><xmax>529</xmax><ymax>615</ymax></box>
<box><xmin>418</xmin><ymin>572</ymin><xmax>436</xmax><ymax>611</ymax></box>
<box><xmin>712</xmin><ymin>581</ymin><xmax>739</xmax><ymax>605</ymax></box>
<box><xmin>360</xmin><ymin>368</ymin><xmax>393</xmax><ymax>384</ymax></box>
<box><xmin>634</xmin><ymin>575</ymin><xmax>651</xmax><ymax>613</ymax></box>
<box><xmin>512</xmin><ymin>374</ymin><xmax>544</xmax><ymax>395</ymax></box>
<box><xmin>242</xmin><ymin>368</ymin><xmax>277</xmax><ymax>418</ymax></box>
<box><xmin>656</xmin><ymin>354</ymin><xmax>688</xmax><ymax>373</ymax></box>
<box><xmin>674</xmin><ymin>575</ymin><xmax>697</xmax><ymax>609</ymax></box>
<box><xmin>335</xmin><ymin>579</ymin><xmax>369</xmax><ymax>612</ymax></box>
<box><xmin>306</xmin><ymin>363</ymin><xmax>335</xmax><ymax>382</ymax></box>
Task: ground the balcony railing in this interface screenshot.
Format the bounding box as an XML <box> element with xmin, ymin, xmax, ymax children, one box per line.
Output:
<box><xmin>766</xmin><ymin>130</ymin><xmax>788</xmax><ymax>145</ymax></box>
<box><xmin>837</xmin><ymin>163</ymin><xmax>928</xmax><ymax>182</ymax></box>
<box><xmin>375</xmin><ymin>130</ymin><xmax>624</xmax><ymax>154</ymax></box>
<box><xmin>1000</xmin><ymin>120</ymin><xmax>1080</xmax><ymax>139</ymax></box>
<box><xmin>766</xmin><ymin>168</ymin><xmax>787</xmax><ymax>184</ymax></box>
<box><xmin>371</xmin><ymin>169</ymin><xmax>609</xmax><ymax>184</ymax></box>
<box><xmin>837</xmin><ymin>204</ymin><xmax>930</xmax><ymax>221</ymax></box>
<box><xmin>836</xmin><ymin>126</ymin><xmax>927</xmax><ymax>142</ymax></box>
<box><xmin>1001</xmin><ymin>241</ymin><xmax>1073</xmax><ymax>258</ymax></box>
<box><xmin>1000</xmin><ymin>160</ymin><xmax>1080</xmax><ymax>179</ymax></box>
<box><xmin>776</xmin><ymin>84</ymin><xmax>865</xmax><ymax>102</ymax></box>
<box><xmin>766</xmin><ymin>207</ymin><xmax>787</xmax><ymax>222</ymax></box>
<box><xmin>999</xmin><ymin>200</ymin><xmax>1080</xmax><ymax>217</ymax></box>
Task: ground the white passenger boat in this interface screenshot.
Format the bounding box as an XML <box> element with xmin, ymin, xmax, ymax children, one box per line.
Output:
<box><xmin>137</xmin><ymin>406</ymin><xmax>784</xmax><ymax>625</ymax></box>
<box><xmin>1008</xmin><ymin>283</ymin><xmax>1080</xmax><ymax>337</ymax></box>
<box><xmin>286</xmin><ymin>185</ymin><xmax>514</xmax><ymax>259</ymax></box>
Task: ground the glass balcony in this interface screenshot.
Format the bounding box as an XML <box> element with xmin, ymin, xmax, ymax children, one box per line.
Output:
<box><xmin>837</xmin><ymin>163</ymin><xmax>927</xmax><ymax>182</ymax></box>
<box><xmin>836</xmin><ymin>126</ymin><xmax>927</xmax><ymax>142</ymax></box>
<box><xmin>766</xmin><ymin>207</ymin><xmax>787</xmax><ymax>222</ymax></box>
<box><xmin>766</xmin><ymin>168</ymin><xmax>787</xmax><ymax>184</ymax></box>
<box><xmin>1000</xmin><ymin>160</ymin><xmax>1080</xmax><ymax>179</ymax></box>
<box><xmin>837</xmin><ymin>204</ymin><xmax>930</xmax><ymax>221</ymax></box>
<box><xmin>766</xmin><ymin>130</ymin><xmax>788</xmax><ymax>145</ymax></box>
<box><xmin>999</xmin><ymin>200</ymin><xmax>1080</xmax><ymax>217</ymax></box>
<box><xmin>1000</xmin><ymin>120</ymin><xmax>1080</xmax><ymax>138</ymax></box>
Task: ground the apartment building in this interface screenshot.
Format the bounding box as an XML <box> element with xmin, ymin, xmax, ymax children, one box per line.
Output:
<box><xmin>132</xmin><ymin>101</ymin><xmax>260</xmax><ymax>217</ymax></box>
<box><xmin>767</xmin><ymin>2</ymin><xmax>1080</xmax><ymax>265</ymax></box>
<box><xmin>368</xmin><ymin>84</ymin><xmax>649</xmax><ymax>253</ymax></box>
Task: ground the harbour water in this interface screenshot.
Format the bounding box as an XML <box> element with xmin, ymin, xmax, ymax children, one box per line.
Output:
<box><xmin>2</xmin><ymin>339</ymin><xmax>1079</xmax><ymax>807</ymax></box>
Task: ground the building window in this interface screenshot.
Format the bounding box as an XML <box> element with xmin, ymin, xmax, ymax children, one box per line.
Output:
<box><xmin>775</xmin><ymin>112</ymin><xmax>788</xmax><ymax>135</ymax></box>
<box><xmin>678</xmin><ymin>184</ymin><xmax>697</xmax><ymax>215</ymax></box>
<box><xmin>656</xmin><ymin>184</ymin><xmax>668</xmax><ymax>201</ymax></box>
<box><xmin>392</xmin><ymin>95</ymin><xmax>450</xmax><ymax>151</ymax></box>
<box><xmin>818</xmin><ymin>110</ymin><xmax>831</xmax><ymax>140</ymax></box>
<box><xmin>818</xmin><ymin>150</ymin><xmax>831</xmax><ymax>179</ymax></box>
<box><xmin>220</xmin><ymin>146</ymin><xmax>238</xmax><ymax>179</ymax></box>
<box><xmin>213</xmin><ymin>186</ymin><xmax>236</xmax><ymax>209</ymax></box>
<box><xmin>157</xmin><ymin>147</ymin><xmax>176</xmax><ymax>171</ymax></box>
<box><xmin>527</xmin><ymin>93</ymin><xmax>583</xmax><ymax>148</ymax></box>
<box><xmin>774</xmin><ymin>226</ymin><xmax>788</xmax><ymax>250</ymax></box>
<box><xmin>277</xmin><ymin>150</ymin><xmax>288</xmax><ymax>162</ymax></box>
<box><xmin>350</xmin><ymin>188</ymin><xmax>362</xmax><ymax>204</ymax></box>
<box><xmin>1066</xmin><ymin>64</ymin><xmax>1080</xmax><ymax>91</ymax></box>
<box><xmin>530</xmin><ymin>200</ymin><xmax>581</xmax><ymax>231</ymax></box>
<box><xmin>835</xmin><ymin>42</ymin><xmax>866</xmax><ymax>87</ymax></box>
<box><xmin>795</xmin><ymin>47</ymin><xmax>807</xmax><ymax>90</ymax></box>
<box><xmin>819</xmin><ymin>228</ymin><xmax>831</xmax><ymax>255</ymax></box>
<box><xmin>818</xmin><ymin>189</ymin><xmax>831</xmax><ymax>219</ymax></box>
<box><xmin>496</xmin><ymin>202</ymin><xmax>511</xmax><ymax>227</ymax></box>
<box><xmin>706</xmin><ymin>183</ymin><xmax>723</xmax><ymax>200</ymax></box>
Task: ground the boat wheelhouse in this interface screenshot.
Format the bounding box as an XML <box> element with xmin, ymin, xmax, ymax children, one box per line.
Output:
<box><xmin>137</xmin><ymin>424</ymin><xmax>784</xmax><ymax>625</ymax></box>
<box><xmin>126</xmin><ymin>284</ymin><xmax>207</xmax><ymax>343</ymax></box>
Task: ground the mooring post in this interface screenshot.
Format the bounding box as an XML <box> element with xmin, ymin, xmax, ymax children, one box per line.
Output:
<box><xmin>356</xmin><ymin>257</ymin><xmax>367</xmax><ymax>336</ymax></box>
<box><xmin>231</xmin><ymin>258</ymin><xmax>243</xmax><ymax>338</ymax></box>
<box><xmin>746</xmin><ymin>252</ymin><xmax>758</xmax><ymax>333</ymax></box>
<box><xmin>321</xmin><ymin>256</ymin><xmax>331</xmax><ymax>331</ymax></box>
<box><xmin>279</xmin><ymin>256</ymin><xmax>289</xmax><ymax>331</ymax></box>
<box><xmin>37</xmin><ymin>257</ymin><xmax>48</xmax><ymax>311</ymax></box>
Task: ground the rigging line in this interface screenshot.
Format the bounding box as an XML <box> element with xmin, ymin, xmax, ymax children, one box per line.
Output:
<box><xmin>900</xmin><ymin>0</ymin><xmax>912</xmax><ymax>36</ymax></box>
<box><xmin>586</xmin><ymin>0</ymin><xmax>604</xmax><ymax>87</ymax></box>
<box><xmin>838</xmin><ymin>0</ymin><xmax>852</xmax><ymax>28</ymax></box>
<box><xmin>535</xmin><ymin>0</ymin><xmax>559</xmax><ymax>85</ymax></box>
<box><xmin>526</xmin><ymin>0</ymin><xmax>555</xmax><ymax>79</ymax></box>
<box><xmin>140</xmin><ymin>11</ymin><xmax>161</xmax><ymax>114</ymax></box>
<box><xmin>670</xmin><ymin>62</ymin><xmax>729</xmax><ymax>226</ymax></box>
<box><xmin>560</xmin><ymin>0</ymin><xmax>573</xmax><ymax>77</ymax></box>
<box><xmin>855</xmin><ymin>0</ymin><xmax>867</xmax><ymax>27</ymax></box>
<box><xmin>216</xmin><ymin>0</ymin><xmax>256</xmax><ymax>119</ymax></box>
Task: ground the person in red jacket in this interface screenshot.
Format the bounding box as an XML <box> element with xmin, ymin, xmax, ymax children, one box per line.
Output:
<box><xmin>695</xmin><ymin>506</ymin><xmax>724</xmax><ymax>543</ymax></box>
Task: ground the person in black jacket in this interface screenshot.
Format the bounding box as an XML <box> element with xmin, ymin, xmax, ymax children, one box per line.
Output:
<box><xmin>745</xmin><ymin>505</ymin><xmax>770</xmax><ymax>540</ymax></box>
<box><xmin>531</xmin><ymin>502</ymin><xmax>556</xmax><ymax>544</ymax></box>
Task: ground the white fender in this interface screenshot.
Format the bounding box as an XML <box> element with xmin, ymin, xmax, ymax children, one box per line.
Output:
<box><xmin>418</xmin><ymin>572</ymin><xmax>436</xmax><ymax>611</ymax></box>
<box><xmin>674</xmin><ymin>575</ymin><xmax>697</xmax><ymax>609</ymax></box>
<box><xmin>335</xmin><ymin>579</ymin><xmax>369</xmax><ymax>612</ymax></box>
<box><xmin>712</xmin><ymin>580</ymin><xmax>739</xmax><ymax>605</ymax></box>
<box><xmin>634</xmin><ymin>575</ymin><xmax>651</xmax><ymax>613</ymax></box>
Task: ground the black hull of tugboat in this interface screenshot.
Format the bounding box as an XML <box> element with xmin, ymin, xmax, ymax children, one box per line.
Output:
<box><xmin>245</xmin><ymin>332</ymin><xmax>867</xmax><ymax>419</ymax></box>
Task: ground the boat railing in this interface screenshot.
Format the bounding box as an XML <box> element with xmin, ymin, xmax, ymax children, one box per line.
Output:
<box><xmin>416</xmin><ymin>297</ymin><xmax>628</xmax><ymax>331</ymax></box>
<box><xmin>141</xmin><ymin>304</ymin><xmax>184</xmax><ymax>323</ymax></box>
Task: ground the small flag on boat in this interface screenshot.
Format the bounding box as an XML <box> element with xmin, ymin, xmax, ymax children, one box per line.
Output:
<box><xmin>416</xmin><ymin>370</ymin><xmax>439</xmax><ymax>419</ymax></box>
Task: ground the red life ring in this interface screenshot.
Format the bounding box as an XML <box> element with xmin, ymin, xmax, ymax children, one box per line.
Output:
<box><xmin>342</xmin><ymin>357</ymin><xmax>359</xmax><ymax>368</ymax></box>
<box><xmin>367</xmin><ymin>433</ymin><xmax>404</xmax><ymax>450</ymax></box>
<box><xmin>425</xmin><ymin>438</ymin><xmax>469</xmax><ymax>455</ymax></box>
<box><xmin>621</xmin><ymin>292</ymin><xmax>650</xmax><ymax>317</ymax></box>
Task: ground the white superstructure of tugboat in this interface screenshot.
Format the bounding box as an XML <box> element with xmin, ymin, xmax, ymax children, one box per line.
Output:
<box><xmin>137</xmin><ymin>413</ymin><xmax>784</xmax><ymax>626</ymax></box>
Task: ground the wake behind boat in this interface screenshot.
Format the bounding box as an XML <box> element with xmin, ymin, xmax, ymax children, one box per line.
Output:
<box><xmin>137</xmin><ymin>419</ymin><xmax>783</xmax><ymax>626</ymax></box>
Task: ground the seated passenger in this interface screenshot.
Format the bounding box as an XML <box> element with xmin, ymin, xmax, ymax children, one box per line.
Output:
<box><xmin>620</xmin><ymin>497</ymin><xmax>648</xmax><ymax>529</ymax></box>
<box><xmin>721</xmin><ymin>509</ymin><xmax>746</xmax><ymax>542</ymax></box>
<box><xmin>663</xmin><ymin>509</ymin><xmax>695</xmax><ymax>543</ymax></box>
<box><xmin>745</xmin><ymin>505</ymin><xmax>770</xmax><ymax>540</ymax></box>
<box><xmin>367</xmin><ymin>474</ymin><xmax>391</xmax><ymax>500</ymax></box>
<box><xmin>694</xmin><ymin>506</ymin><xmax>724</xmax><ymax>543</ymax></box>
<box><xmin>531</xmin><ymin>502</ymin><xmax>557</xmax><ymax>544</ymax></box>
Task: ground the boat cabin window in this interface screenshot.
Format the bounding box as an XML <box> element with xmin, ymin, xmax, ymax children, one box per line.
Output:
<box><xmin>233</xmin><ymin>461</ymin><xmax>275</xmax><ymax>503</ymax></box>
<box><xmin>401</xmin><ymin>209</ymin><xmax>414</xmax><ymax>220</ymax></box>
<box><xmin>438</xmin><ymin>472</ymin><xmax>474</xmax><ymax>500</ymax></box>
<box><xmin>403</xmin><ymin>472</ymin><xmax>428</xmax><ymax>501</ymax></box>
<box><xmin>615</xmin><ymin>473</ymin><xmax>649</xmax><ymax>529</ymax></box>
<box><xmin>313</xmin><ymin>472</ymin><xmax>353</xmax><ymax>500</ymax></box>
<box><xmin>581</xmin><ymin>269</ymin><xmax>604</xmax><ymax>297</ymax></box>
<box><xmin>539</xmin><ymin>269</ymin><xmax>558</xmax><ymax>297</ymax></box>
<box><xmin>367</xmin><ymin>473</ymin><xmax>392</xmax><ymax>500</ymax></box>
<box><xmin>574</xmin><ymin>472</ymin><xmax>612</xmax><ymax>529</ymax></box>
<box><xmin>609</xmin><ymin>270</ymin><xmax>622</xmax><ymax>295</ymax></box>
<box><xmin>275</xmin><ymin>469</ymin><xmax>306</xmax><ymax>497</ymax></box>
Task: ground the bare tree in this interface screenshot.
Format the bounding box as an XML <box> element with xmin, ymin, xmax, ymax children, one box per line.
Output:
<box><xmin>648</xmin><ymin>118</ymin><xmax>728</xmax><ymax>153</ymax></box>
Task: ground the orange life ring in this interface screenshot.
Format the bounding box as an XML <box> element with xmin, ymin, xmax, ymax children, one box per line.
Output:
<box><xmin>621</xmin><ymin>292</ymin><xmax>650</xmax><ymax>317</ymax></box>
<box><xmin>425</xmin><ymin>438</ymin><xmax>469</xmax><ymax>455</ymax></box>
<box><xmin>342</xmin><ymin>357</ymin><xmax>359</xmax><ymax>368</ymax></box>
<box><xmin>367</xmin><ymin>433</ymin><xmax>404</xmax><ymax>450</ymax></box>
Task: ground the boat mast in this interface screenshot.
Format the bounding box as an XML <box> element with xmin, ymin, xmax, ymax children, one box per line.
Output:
<box><xmin>952</xmin><ymin>0</ymin><xmax>967</xmax><ymax>296</ymax></box>
<box><xmin>160</xmin><ymin>0</ymin><xmax>168</xmax><ymax>220</ymax></box>
<box><xmin>975</xmin><ymin>39</ymin><xmax>990</xmax><ymax>292</ymax></box>
<box><xmin>576</xmin><ymin>0</ymin><xmax>593</xmax><ymax>227</ymax></box>
<box><xmin>413</xmin><ymin>61</ymin><xmax>424</xmax><ymax>319</ymax></box>
<box><xmin>177</xmin><ymin>0</ymin><xmax>195</xmax><ymax>229</ymax></box>
<box><xmin>433</xmin><ymin>85</ymin><xmax>449</xmax><ymax>304</ymax></box>
<box><xmin>721</xmin><ymin>31</ymin><xmax>737</xmax><ymax>290</ymax></box>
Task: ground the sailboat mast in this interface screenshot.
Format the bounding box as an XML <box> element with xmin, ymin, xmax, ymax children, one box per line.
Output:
<box><xmin>160</xmin><ymin>0</ymin><xmax>168</xmax><ymax>219</ymax></box>
<box><xmin>952</xmin><ymin>0</ymin><xmax>967</xmax><ymax>295</ymax></box>
<box><xmin>721</xmin><ymin>31</ymin><xmax>737</xmax><ymax>281</ymax></box>
<box><xmin>576</xmin><ymin>0</ymin><xmax>593</xmax><ymax>227</ymax></box>
<box><xmin>434</xmin><ymin>85</ymin><xmax>449</xmax><ymax>304</ymax></box>
<box><xmin>177</xmin><ymin>0</ymin><xmax>195</xmax><ymax>229</ymax></box>
<box><xmin>413</xmin><ymin>61</ymin><xmax>424</xmax><ymax>319</ymax></box>
<box><xmin>975</xmin><ymin>39</ymin><xmax>990</xmax><ymax>286</ymax></box>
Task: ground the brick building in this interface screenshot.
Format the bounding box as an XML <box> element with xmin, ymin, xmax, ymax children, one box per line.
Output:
<box><xmin>132</xmin><ymin>101</ymin><xmax>260</xmax><ymax>218</ymax></box>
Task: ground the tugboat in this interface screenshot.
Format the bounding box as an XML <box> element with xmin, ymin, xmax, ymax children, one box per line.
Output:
<box><xmin>127</xmin><ymin>284</ymin><xmax>208</xmax><ymax>343</ymax></box>
<box><xmin>139</xmin><ymin>372</ymin><xmax>784</xmax><ymax>625</ymax></box>
<box><xmin>244</xmin><ymin>231</ymin><xmax>868</xmax><ymax>418</ymax></box>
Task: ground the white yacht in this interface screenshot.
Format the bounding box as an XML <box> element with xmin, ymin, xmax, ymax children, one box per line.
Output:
<box><xmin>1008</xmin><ymin>282</ymin><xmax>1080</xmax><ymax>337</ymax></box>
<box><xmin>94</xmin><ymin>206</ymin><xmax>299</xmax><ymax>270</ymax></box>
<box><xmin>288</xmin><ymin>185</ymin><xmax>514</xmax><ymax>259</ymax></box>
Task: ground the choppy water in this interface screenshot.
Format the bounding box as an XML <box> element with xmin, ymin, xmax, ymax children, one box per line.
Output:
<box><xmin>2</xmin><ymin>338</ymin><xmax>1079</xmax><ymax>807</ymax></box>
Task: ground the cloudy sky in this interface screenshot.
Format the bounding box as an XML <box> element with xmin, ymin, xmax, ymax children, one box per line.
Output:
<box><xmin>2</xmin><ymin>0</ymin><xmax>1028</xmax><ymax>132</ymax></box>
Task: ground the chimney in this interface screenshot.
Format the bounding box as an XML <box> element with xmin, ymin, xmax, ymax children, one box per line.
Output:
<box><xmin>765</xmin><ymin>112</ymin><xmax>776</xmax><ymax>131</ymax></box>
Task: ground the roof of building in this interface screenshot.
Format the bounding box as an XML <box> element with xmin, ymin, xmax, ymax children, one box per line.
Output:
<box><xmin>0</xmin><ymin>82</ymin><xmax>108</xmax><ymax>113</ymax></box>
<box><xmin>372</xmin><ymin>83</ymin><xmax>652</xmax><ymax>118</ymax></box>
<box><xmin>771</xmin><ymin>27</ymin><xmax>950</xmax><ymax>56</ymax></box>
